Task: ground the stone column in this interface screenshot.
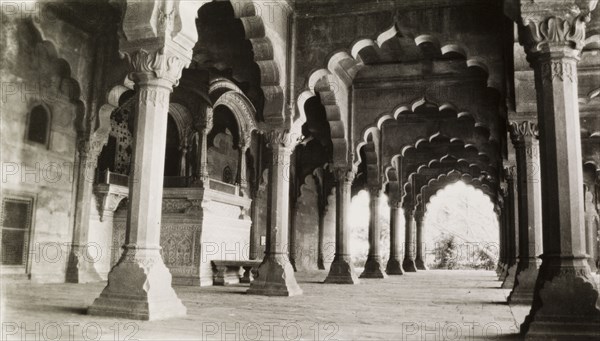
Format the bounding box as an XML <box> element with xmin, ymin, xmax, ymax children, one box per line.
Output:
<box><xmin>514</xmin><ymin>5</ymin><xmax>600</xmax><ymax>336</ymax></box>
<box><xmin>249</xmin><ymin>135</ymin><xmax>264</xmax><ymax>260</ymax></box>
<box><xmin>237</xmin><ymin>142</ymin><xmax>249</xmax><ymax>196</ymax></box>
<box><xmin>501</xmin><ymin>166</ymin><xmax>518</xmax><ymax>288</ymax></box>
<box><xmin>325</xmin><ymin>168</ymin><xmax>360</xmax><ymax>284</ymax></box>
<box><xmin>496</xmin><ymin>193</ymin><xmax>507</xmax><ymax>277</ymax></box>
<box><xmin>415</xmin><ymin>208</ymin><xmax>427</xmax><ymax>270</ymax></box>
<box><xmin>247</xmin><ymin>131</ymin><xmax>302</xmax><ymax>296</ymax></box>
<box><xmin>66</xmin><ymin>139</ymin><xmax>104</xmax><ymax>283</ymax></box>
<box><xmin>179</xmin><ymin>142</ymin><xmax>188</xmax><ymax>177</ymax></box>
<box><xmin>584</xmin><ymin>188</ymin><xmax>599</xmax><ymax>273</ymax></box>
<box><xmin>403</xmin><ymin>206</ymin><xmax>418</xmax><ymax>272</ymax></box>
<box><xmin>508</xmin><ymin>121</ymin><xmax>543</xmax><ymax>304</ymax></box>
<box><xmin>88</xmin><ymin>47</ymin><xmax>190</xmax><ymax>320</ymax></box>
<box><xmin>360</xmin><ymin>187</ymin><xmax>387</xmax><ymax>278</ymax></box>
<box><xmin>196</xmin><ymin>110</ymin><xmax>212</xmax><ymax>187</ymax></box>
<box><xmin>386</xmin><ymin>200</ymin><xmax>404</xmax><ymax>275</ymax></box>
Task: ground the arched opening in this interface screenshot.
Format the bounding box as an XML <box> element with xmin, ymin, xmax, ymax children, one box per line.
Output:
<box><xmin>208</xmin><ymin>105</ymin><xmax>240</xmax><ymax>184</ymax></box>
<box><xmin>96</xmin><ymin>90</ymin><xmax>135</xmax><ymax>182</ymax></box>
<box><xmin>423</xmin><ymin>181</ymin><xmax>498</xmax><ymax>270</ymax></box>
<box><xmin>164</xmin><ymin>115</ymin><xmax>180</xmax><ymax>177</ymax></box>
<box><xmin>26</xmin><ymin>105</ymin><xmax>50</xmax><ymax>146</ymax></box>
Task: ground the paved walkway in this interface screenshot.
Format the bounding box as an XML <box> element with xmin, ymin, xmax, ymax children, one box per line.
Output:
<box><xmin>1</xmin><ymin>270</ymin><xmax>527</xmax><ymax>340</ymax></box>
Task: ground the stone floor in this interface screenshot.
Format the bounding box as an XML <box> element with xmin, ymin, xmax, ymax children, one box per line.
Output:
<box><xmin>1</xmin><ymin>270</ymin><xmax>533</xmax><ymax>340</ymax></box>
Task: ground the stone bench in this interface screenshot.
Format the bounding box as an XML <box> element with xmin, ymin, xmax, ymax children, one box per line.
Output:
<box><xmin>211</xmin><ymin>260</ymin><xmax>262</xmax><ymax>286</ymax></box>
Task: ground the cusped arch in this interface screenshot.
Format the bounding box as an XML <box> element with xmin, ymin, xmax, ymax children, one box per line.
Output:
<box><xmin>230</xmin><ymin>1</ymin><xmax>285</xmax><ymax>125</ymax></box>
<box><xmin>356</xmin><ymin>98</ymin><xmax>497</xmax><ymax>169</ymax></box>
<box><xmin>417</xmin><ymin>170</ymin><xmax>495</xmax><ymax>212</ymax></box>
<box><xmin>212</xmin><ymin>90</ymin><xmax>259</xmax><ymax>146</ymax></box>
<box><xmin>169</xmin><ymin>102</ymin><xmax>195</xmax><ymax>143</ymax></box>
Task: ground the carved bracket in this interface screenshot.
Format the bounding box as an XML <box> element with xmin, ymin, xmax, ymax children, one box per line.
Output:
<box><xmin>94</xmin><ymin>183</ymin><xmax>129</xmax><ymax>222</ymax></box>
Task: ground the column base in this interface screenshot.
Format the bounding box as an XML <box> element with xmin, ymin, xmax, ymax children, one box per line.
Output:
<box><xmin>317</xmin><ymin>256</ymin><xmax>325</xmax><ymax>270</ymax></box>
<box><xmin>324</xmin><ymin>254</ymin><xmax>360</xmax><ymax>284</ymax></box>
<box><xmin>66</xmin><ymin>247</ymin><xmax>103</xmax><ymax>283</ymax></box>
<box><xmin>508</xmin><ymin>262</ymin><xmax>539</xmax><ymax>305</ymax></box>
<box><xmin>403</xmin><ymin>258</ymin><xmax>418</xmax><ymax>272</ymax></box>
<box><xmin>88</xmin><ymin>246</ymin><xmax>186</xmax><ymax>321</ymax></box>
<box><xmin>360</xmin><ymin>255</ymin><xmax>388</xmax><ymax>278</ymax></box>
<box><xmin>501</xmin><ymin>263</ymin><xmax>517</xmax><ymax>289</ymax></box>
<box><xmin>386</xmin><ymin>257</ymin><xmax>404</xmax><ymax>275</ymax></box>
<box><xmin>521</xmin><ymin>257</ymin><xmax>600</xmax><ymax>339</ymax></box>
<box><xmin>415</xmin><ymin>258</ymin><xmax>428</xmax><ymax>270</ymax></box>
<box><xmin>247</xmin><ymin>254</ymin><xmax>302</xmax><ymax>296</ymax></box>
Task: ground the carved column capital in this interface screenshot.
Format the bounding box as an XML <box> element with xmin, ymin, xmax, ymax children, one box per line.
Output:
<box><xmin>500</xmin><ymin>180</ymin><xmax>509</xmax><ymax>197</ymax></box>
<box><xmin>520</xmin><ymin>13</ymin><xmax>590</xmax><ymax>54</ymax></box>
<box><xmin>118</xmin><ymin>0</ymin><xmax>196</xmax><ymax>88</ymax></box>
<box><xmin>509</xmin><ymin>121</ymin><xmax>539</xmax><ymax>143</ymax></box>
<box><xmin>121</xmin><ymin>48</ymin><xmax>190</xmax><ymax>87</ymax></box>
<box><xmin>503</xmin><ymin>160</ymin><xmax>517</xmax><ymax>176</ymax></box>
<box><xmin>512</xmin><ymin>0</ymin><xmax>597</xmax><ymax>55</ymax></box>
<box><xmin>264</xmin><ymin>130</ymin><xmax>302</xmax><ymax>151</ymax></box>
<box><xmin>388</xmin><ymin>199</ymin><xmax>401</xmax><ymax>209</ymax></box>
<box><xmin>414</xmin><ymin>209</ymin><xmax>424</xmax><ymax>223</ymax></box>
<box><xmin>368</xmin><ymin>186</ymin><xmax>382</xmax><ymax>198</ymax></box>
<box><xmin>333</xmin><ymin>167</ymin><xmax>356</xmax><ymax>186</ymax></box>
<box><xmin>77</xmin><ymin>137</ymin><xmax>106</xmax><ymax>170</ymax></box>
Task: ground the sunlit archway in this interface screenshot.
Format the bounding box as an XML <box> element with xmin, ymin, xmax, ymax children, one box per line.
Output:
<box><xmin>423</xmin><ymin>181</ymin><xmax>499</xmax><ymax>270</ymax></box>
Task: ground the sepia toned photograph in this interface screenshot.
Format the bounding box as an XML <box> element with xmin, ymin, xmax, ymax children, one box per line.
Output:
<box><xmin>0</xmin><ymin>0</ymin><xmax>599</xmax><ymax>340</ymax></box>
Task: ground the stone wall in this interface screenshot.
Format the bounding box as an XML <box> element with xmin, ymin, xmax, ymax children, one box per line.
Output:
<box><xmin>1</xmin><ymin>17</ymin><xmax>93</xmax><ymax>282</ymax></box>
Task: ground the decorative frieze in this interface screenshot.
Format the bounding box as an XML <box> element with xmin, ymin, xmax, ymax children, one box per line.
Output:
<box><xmin>541</xmin><ymin>61</ymin><xmax>576</xmax><ymax>83</ymax></box>
<box><xmin>162</xmin><ymin>198</ymin><xmax>203</xmax><ymax>214</ymax></box>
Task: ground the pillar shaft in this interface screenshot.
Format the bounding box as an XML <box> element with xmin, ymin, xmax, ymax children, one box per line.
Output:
<box><xmin>508</xmin><ymin>122</ymin><xmax>543</xmax><ymax>304</ymax></box>
<box><xmin>248</xmin><ymin>132</ymin><xmax>302</xmax><ymax>296</ymax></box>
<box><xmin>89</xmin><ymin>53</ymin><xmax>188</xmax><ymax>320</ymax></box>
<box><xmin>403</xmin><ymin>207</ymin><xmax>418</xmax><ymax>272</ymax></box>
<box><xmin>415</xmin><ymin>209</ymin><xmax>427</xmax><ymax>270</ymax></box>
<box><xmin>360</xmin><ymin>187</ymin><xmax>387</xmax><ymax>278</ymax></box>
<box><xmin>386</xmin><ymin>202</ymin><xmax>404</xmax><ymax>275</ymax></box>
<box><xmin>497</xmin><ymin>195</ymin><xmax>507</xmax><ymax>276</ymax></box>
<box><xmin>66</xmin><ymin>141</ymin><xmax>103</xmax><ymax>283</ymax></box>
<box><xmin>249</xmin><ymin>135</ymin><xmax>263</xmax><ymax>260</ymax></box>
<box><xmin>501</xmin><ymin>168</ymin><xmax>519</xmax><ymax>287</ymax></box>
<box><xmin>197</xmin><ymin>112</ymin><xmax>212</xmax><ymax>186</ymax></box>
<box><xmin>325</xmin><ymin>168</ymin><xmax>359</xmax><ymax>284</ymax></box>
<box><xmin>516</xmin><ymin>10</ymin><xmax>600</xmax><ymax>336</ymax></box>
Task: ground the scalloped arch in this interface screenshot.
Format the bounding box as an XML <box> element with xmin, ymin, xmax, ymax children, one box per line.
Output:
<box><xmin>355</xmin><ymin>98</ymin><xmax>496</xmax><ymax>167</ymax></box>
<box><xmin>297</xmin><ymin>25</ymin><xmax>500</xmax><ymax>170</ymax></box>
<box><xmin>417</xmin><ymin>170</ymin><xmax>495</xmax><ymax>212</ymax></box>
<box><xmin>213</xmin><ymin>90</ymin><xmax>259</xmax><ymax>144</ymax></box>
<box><xmin>221</xmin><ymin>0</ymin><xmax>286</xmax><ymax>126</ymax></box>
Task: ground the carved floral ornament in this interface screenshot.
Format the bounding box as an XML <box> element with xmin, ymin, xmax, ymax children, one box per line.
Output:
<box><xmin>521</xmin><ymin>14</ymin><xmax>590</xmax><ymax>53</ymax></box>
<box><xmin>264</xmin><ymin>130</ymin><xmax>303</xmax><ymax>150</ymax></box>
<box><xmin>121</xmin><ymin>48</ymin><xmax>189</xmax><ymax>86</ymax></box>
<box><xmin>509</xmin><ymin>121</ymin><xmax>539</xmax><ymax>140</ymax></box>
